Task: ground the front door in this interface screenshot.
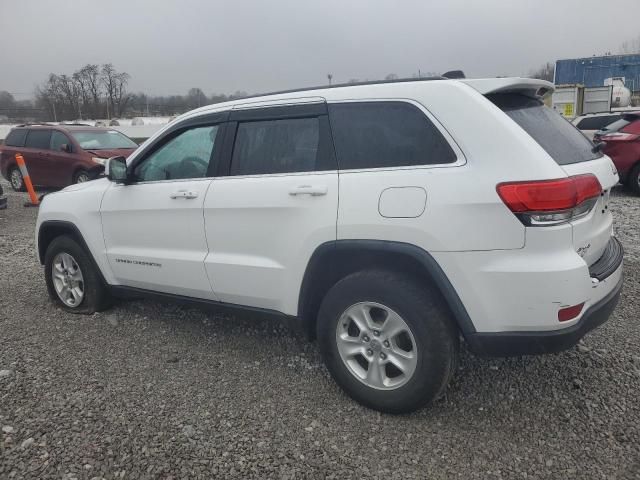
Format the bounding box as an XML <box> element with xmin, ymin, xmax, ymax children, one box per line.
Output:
<box><xmin>203</xmin><ymin>101</ymin><xmax>339</xmax><ymax>315</ymax></box>
<box><xmin>101</xmin><ymin>122</ymin><xmax>224</xmax><ymax>300</ymax></box>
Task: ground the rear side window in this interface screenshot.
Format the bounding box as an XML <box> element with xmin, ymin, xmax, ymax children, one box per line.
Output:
<box><xmin>488</xmin><ymin>93</ymin><xmax>601</xmax><ymax>165</ymax></box>
<box><xmin>576</xmin><ymin>115</ymin><xmax>621</xmax><ymax>131</ymax></box>
<box><xmin>231</xmin><ymin>116</ymin><xmax>333</xmax><ymax>175</ymax></box>
<box><xmin>25</xmin><ymin>130</ymin><xmax>52</xmax><ymax>150</ymax></box>
<box><xmin>328</xmin><ymin>102</ymin><xmax>457</xmax><ymax>170</ymax></box>
<box><xmin>4</xmin><ymin>129</ymin><xmax>27</xmax><ymax>147</ymax></box>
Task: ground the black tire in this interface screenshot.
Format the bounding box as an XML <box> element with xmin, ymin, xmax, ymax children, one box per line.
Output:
<box><xmin>44</xmin><ymin>235</ymin><xmax>112</xmax><ymax>314</ymax></box>
<box><xmin>8</xmin><ymin>166</ymin><xmax>25</xmax><ymax>191</ymax></box>
<box><xmin>628</xmin><ymin>162</ymin><xmax>640</xmax><ymax>195</ymax></box>
<box><xmin>73</xmin><ymin>169</ymin><xmax>90</xmax><ymax>184</ymax></box>
<box><xmin>317</xmin><ymin>269</ymin><xmax>459</xmax><ymax>414</ymax></box>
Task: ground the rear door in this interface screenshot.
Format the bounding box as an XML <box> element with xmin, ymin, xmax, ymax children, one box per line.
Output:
<box><xmin>202</xmin><ymin>100</ymin><xmax>338</xmax><ymax>314</ymax></box>
<box><xmin>23</xmin><ymin>129</ymin><xmax>52</xmax><ymax>185</ymax></box>
<box><xmin>489</xmin><ymin>93</ymin><xmax>619</xmax><ymax>266</ymax></box>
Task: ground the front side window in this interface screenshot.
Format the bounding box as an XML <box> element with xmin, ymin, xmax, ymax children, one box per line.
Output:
<box><xmin>328</xmin><ymin>102</ymin><xmax>457</xmax><ymax>170</ymax></box>
<box><xmin>134</xmin><ymin>125</ymin><xmax>219</xmax><ymax>182</ymax></box>
<box><xmin>70</xmin><ymin>130</ymin><xmax>138</xmax><ymax>150</ymax></box>
<box><xmin>25</xmin><ymin>129</ymin><xmax>51</xmax><ymax>150</ymax></box>
<box><xmin>50</xmin><ymin>131</ymin><xmax>71</xmax><ymax>152</ymax></box>
<box><xmin>230</xmin><ymin>117</ymin><xmax>324</xmax><ymax>175</ymax></box>
<box><xmin>5</xmin><ymin>128</ymin><xmax>27</xmax><ymax>147</ymax></box>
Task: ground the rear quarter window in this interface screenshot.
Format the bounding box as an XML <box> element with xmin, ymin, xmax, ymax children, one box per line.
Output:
<box><xmin>328</xmin><ymin>101</ymin><xmax>457</xmax><ymax>170</ymax></box>
<box><xmin>4</xmin><ymin>129</ymin><xmax>27</xmax><ymax>147</ymax></box>
<box><xmin>488</xmin><ymin>93</ymin><xmax>601</xmax><ymax>165</ymax></box>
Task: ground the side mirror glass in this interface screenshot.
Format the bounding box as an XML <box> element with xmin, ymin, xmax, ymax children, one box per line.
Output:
<box><xmin>105</xmin><ymin>156</ymin><xmax>128</xmax><ymax>183</ymax></box>
<box><xmin>60</xmin><ymin>143</ymin><xmax>72</xmax><ymax>153</ymax></box>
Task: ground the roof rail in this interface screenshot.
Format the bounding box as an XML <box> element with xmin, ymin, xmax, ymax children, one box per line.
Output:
<box><xmin>60</xmin><ymin>123</ymin><xmax>93</xmax><ymax>127</ymax></box>
<box><xmin>15</xmin><ymin>122</ymin><xmax>53</xmax><ymax>127</ymax></box>
<box><xmin>240</xmin><ymin>75</ymin><xmax>448</xmax><ymax>101</ymax></box>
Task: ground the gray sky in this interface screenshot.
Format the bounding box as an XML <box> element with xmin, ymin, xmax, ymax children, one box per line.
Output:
<box><xmin>2</xmin><ymin>0</ymin><xmax>639</xmax><ymax>98</ymax></box>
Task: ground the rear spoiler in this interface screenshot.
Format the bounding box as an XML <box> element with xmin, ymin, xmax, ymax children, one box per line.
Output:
<box><xmin>460</xmin><ymin>78</ymin><xmax>554</xmax><ymax>98</ymax></box>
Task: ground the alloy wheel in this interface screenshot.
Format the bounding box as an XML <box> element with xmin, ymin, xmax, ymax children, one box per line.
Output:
<box><xmin>51</xmin><ymin>252</ymin><xmax>85</xmax><ymax>307</ymax></box>
<box><xmin>335</xmin><ymin>302</ymin><xmax>418</xmax><ymax>390</ymax></box>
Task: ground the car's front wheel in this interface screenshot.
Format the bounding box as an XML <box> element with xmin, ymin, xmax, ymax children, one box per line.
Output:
<box><xmin>73</xmin><ymin>169</ymin><xmax>90</xmax><ymax>184</ymax></box>
<box><xmin>44</xmin><ymin>235</ymin><xmax>112</xmax><ymax>314</ymax></box>
<box><xmin>9</xmin><ymin>167</ymin><xmax>25</xmax><ymax>191</ymax></box>
<box><xmin>317</xmin><ymin>269</ymin><xmax>458</xmax><ymax>413</ymax></box>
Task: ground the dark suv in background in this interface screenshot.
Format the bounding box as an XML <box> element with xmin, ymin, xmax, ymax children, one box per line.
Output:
<box><xmin>0</xmin><ymin>124</ymin><xmax>138</xmax><ymax>191</ymax></box>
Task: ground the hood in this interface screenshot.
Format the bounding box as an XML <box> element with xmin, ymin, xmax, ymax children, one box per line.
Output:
<box><xmin>86</xmin><ymin>148</ymin><xmax>136</xmax><ymax>159</ymax></box>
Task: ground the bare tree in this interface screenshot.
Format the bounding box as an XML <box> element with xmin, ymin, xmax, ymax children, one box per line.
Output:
<box><xmin>101</xmin><ymin>63</ymin><xmax>131</xmax><ymax>118</ymax></box>
<box><xmin>530</xmin><ymin>62</ymin><xmax>555</xmax><ymax>82</ymax></box>
<box><xmin>619</xmin><ymin>35</ymin><xmax>640</xmax><ymax>54</ymax></box>
<box><xmin>385</xmin><ymin>73</ymin><xmax>398</xmax><ymax>81</ymax></box>
<box><xmin>75</xmin><ymin>64</ymin><xmax>102</xmax><ymax>118</ymax></box>
<box><xmin>187</xmin><ymin>87</ymin><xmax>207</xmax><ymax>109</ymax></box>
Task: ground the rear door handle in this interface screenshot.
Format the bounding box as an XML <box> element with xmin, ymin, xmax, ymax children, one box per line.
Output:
<box><xmin>170</xmin><ymin>190</ymin><xmax>198</xmax><ymax>199</ymax></box>
<box><xmin>288</xmin><ymin>185</ymin><xmax>328</xmax><ymax>196</ymax></box>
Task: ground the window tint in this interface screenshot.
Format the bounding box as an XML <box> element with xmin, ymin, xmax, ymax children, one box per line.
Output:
<box><xmin>50</xmin><ymin>131</ymin><xmax>71</xmax><ymax>152</ymax></box>
<box><xmin>622</xmin><ymin>119</ymin><xmax>640</xmax><ymax>134</ymax></box>
<box><xmin>134</xmin><ymin>125</ymin><xmax>219</xmax><ymax>182</ymax></box>
<box><xmin>4</xmin><ymin>128</ymin><xmax>27</xmax><ymax>147</ymax></box>
<box><xmin>328</xmin><ymin>102</ymin><xmax>456</xmax><ymax>170</ymax></box>
<box><xmin>488</xmin><ymin>93</ymin><xmax>602</xmax><ymax>165</ymax></box>
<box><xmin>25</xmin><ymin>129</ymin><xmax>52</xmax><ymax>150</ymax></box>
<box><xmin>600</xmin><ymin>114</ymin><xmax>640</xmax><ymax>134</ymax></box>
<box><xmin>576</xmin><ymin>115</ymin><xmax>621</xmax><ymax>131</ymax></box>
<box><xmin>231</xmin><ymin>117</ymin><xmax>323</xmax><ymax>175</ymax></box>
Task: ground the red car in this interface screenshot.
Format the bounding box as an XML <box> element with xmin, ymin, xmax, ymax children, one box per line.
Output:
<box><xmin>594</xmin><ymin>113</ymin><xmax>640</xmax><ymax>194</ymax></box>
<box><xmin>0</xmin><ymin>124</ymin><xmax>137</xmax><ymax>191</ymax></box>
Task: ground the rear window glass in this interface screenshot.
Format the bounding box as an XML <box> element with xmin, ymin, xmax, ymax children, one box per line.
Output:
<box><xmin>488</xmin><ymin>93</ymin><xmax>601</xmax><ymax>165</ymax></box>
<box><xmin>4</xmin><ymin>128</ymin><xmax>27</xmax><ymax>147</ymax></box>
<box><xmin>328</xmin><ymin>102</ymin><xmax>457</xmax><ymax>170</ymax></box>
<box><xmin>25</xmin><ymin>129</ymin><xmax>51</xmax><ymax>150</ymax></box>
<box><xmin>600</xmin><ymin>115</ymin><xmax>640</xmax><ymax>134</ymax></box>
<box><xmin>576</xmin><ymin>115</ymin><xmax>621</xmax><ymax>131</ymax></box>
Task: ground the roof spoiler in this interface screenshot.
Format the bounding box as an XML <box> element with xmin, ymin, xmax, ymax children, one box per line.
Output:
<box><xmin>461</xmin><ymin>78</ymin><xmax>554</xmax><ymax>98</ymax></box>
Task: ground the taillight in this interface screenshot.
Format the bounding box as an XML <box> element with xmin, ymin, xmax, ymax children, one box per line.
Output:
<box><xmin>496</xmin><ymin>174</ymin><xmax>602</xmax><ymax>226</ymax></box>
<box><xmin>601</xmin><ymin>132</ymin><xmax>640</xmax><ymax>142</ymax></box>
<box><xmin>558</xmin><ymin>302</ymin><xmax>584</xmax><ymax>322</ymax></box>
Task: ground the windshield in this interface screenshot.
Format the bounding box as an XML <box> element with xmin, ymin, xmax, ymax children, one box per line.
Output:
<box><xmin>488</xmin><ymin>93</ymin><xmax>602</xmax><ymax>165</ymax></box>
<box><xmin>71</xmin><ymin>130</ymin><xmax>138</xmax><ymax>150</ymax></box>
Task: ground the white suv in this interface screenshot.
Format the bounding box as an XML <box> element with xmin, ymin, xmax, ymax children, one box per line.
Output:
<box><xmin>35</xmin><ymin>77</ymin><xmax>624</xmax><ymax>413</ymax></box>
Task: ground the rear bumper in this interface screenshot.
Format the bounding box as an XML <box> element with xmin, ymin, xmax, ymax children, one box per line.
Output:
<box><xmin>466</xmin><ymin>272</ymin><xmax>623</xmax><ymax>356</ymax></box>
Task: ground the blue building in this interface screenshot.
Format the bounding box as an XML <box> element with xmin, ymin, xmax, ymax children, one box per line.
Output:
<box><xmin>555</xmin><ymin>54</ymin><xmax>640</xmax><ymax>92</ymax></box>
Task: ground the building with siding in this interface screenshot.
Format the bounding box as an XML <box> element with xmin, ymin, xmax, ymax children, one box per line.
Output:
<box><xmin>555</xmin><ymin>54</ymin><xmax>640</xmax><ymax>92</ymax></box>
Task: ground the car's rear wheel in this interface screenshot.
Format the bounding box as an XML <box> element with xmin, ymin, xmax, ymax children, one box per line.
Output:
<box><xmin>74</xmin><ymin>170</ymin><xmax>90</xmax><ymax>184</ymax></box>
<box><xmin>44</xmin><ymin>235</ymin><xmax>112</xmax><ymax>314</ymax></box>
<box><xmin>628</xmin><ymin>162</ymin><xmax>640</xmax><ymax>195</ymax></box>
<box><xmin>9</xmin><ymin>167</ymin><xmax>25</xmax><ymax>191</ymax></box>
<box><xmin>317</xmin><ymin>269</ymin><xmax>458</xmax><ymax>413</ymax></box>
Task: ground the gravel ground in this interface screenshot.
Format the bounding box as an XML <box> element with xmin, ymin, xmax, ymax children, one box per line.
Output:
<box><xmin>0</xmin><ymin>179</ymin><xmax>639</xmax><ymax>480</ymax></box>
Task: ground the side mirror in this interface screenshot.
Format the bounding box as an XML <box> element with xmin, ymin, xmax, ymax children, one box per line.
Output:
<box><xmin>105</xmin><ymin>156</ymin><xmax>128</xmax><ymax>183</ymax></box>
<box><xmin>60</xmin><ymin>144</ymin><xmax>72</xmax><ymax>153</ymax></box>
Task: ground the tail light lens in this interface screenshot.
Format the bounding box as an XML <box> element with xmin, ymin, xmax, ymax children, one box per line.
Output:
<box><xmin>497</xmin><ymin>174</ymin><xmax>602</xmax><ymax>226</ymax></box>
<box><xmin>601</xmin><ymin>132</ymin><xmax>639</xmax><ymax>142</ymax></box>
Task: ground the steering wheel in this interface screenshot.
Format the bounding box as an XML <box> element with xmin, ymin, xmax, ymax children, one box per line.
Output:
<box><xmin>181</xmin><ymin>156</ymin><xmax>208</xmax><ymax>168</ymax></box>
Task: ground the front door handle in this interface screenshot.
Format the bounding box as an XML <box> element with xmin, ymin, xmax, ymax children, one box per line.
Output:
<box><xmin>170</xmin><ymin>190</ymin><xmax>198</xmax><ymax>199</ymax></box>
<box><xmin>288</xmin><ymin>185</ymin><xmax>328</xmax><ymax>196</ymax></box>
